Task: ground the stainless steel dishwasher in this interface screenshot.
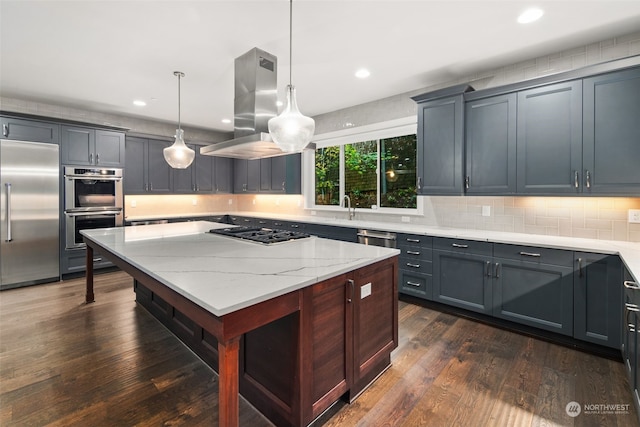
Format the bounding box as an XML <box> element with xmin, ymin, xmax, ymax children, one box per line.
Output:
<box><xmin>357</xmin><ymin>229</ymin><xmax>397</xmax><ymax>248</ymax></box>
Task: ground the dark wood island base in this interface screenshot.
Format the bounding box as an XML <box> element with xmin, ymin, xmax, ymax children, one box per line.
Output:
<box><xmin>84</xmin><ymin>236</ymin><xmax>398</xmax><ymax>427</ymax></box>
<box><xmin>134</xmin><ymin>256</ymin><xmax>398</xmax><ymax>427</ymax></box>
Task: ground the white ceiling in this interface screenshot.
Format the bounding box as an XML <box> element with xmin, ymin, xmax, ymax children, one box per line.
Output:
<box><xmin>2</xmin><ymin>0</ymin><xmax>640</xmax><ymax>133</ymax></box>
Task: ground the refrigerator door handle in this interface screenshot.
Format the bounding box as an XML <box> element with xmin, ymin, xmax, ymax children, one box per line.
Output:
<box><xmin>5</xmin><ymin>182</ymin><xmax>11</xmax><ymax>242</ymax></box>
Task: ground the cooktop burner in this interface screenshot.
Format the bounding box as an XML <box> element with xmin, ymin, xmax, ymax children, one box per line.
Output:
<box><xmin>208</xmin><ymin>226</ymin><xmax>311</xmax><ymax>244</ymax></box>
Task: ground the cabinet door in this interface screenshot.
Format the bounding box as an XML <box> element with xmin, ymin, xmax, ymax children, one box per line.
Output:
<box><xmin>260</xmin><ymin>158</ymin><xmax>272</xmax><ymax>192</ymax></box>
<box><xmin>233</xmin><ymin>159</ymin><xmax>248</xmax><ymax>193</ymax></box>
<box><xmin>124</xmin><ymin>137</ymin><xmax>147</xmax><ymax>193</ymax></box>
<box><xmin>516</xmin><ymin>81</ymin><xmax>582</xmax><ymax>194</ymax></box>
<box><xmin>283</xmin><ymin>153</ymin><xmax>302</xmax><ymax>194</ymax></box>
<box><xmin>247</xmin><ymin>158</ymin><xmax>261</xmax><ymax>192</ymax></box>
<box><xmin>172</xmin><ymin>143</ymin><xmax>195</xmax><ymax>193</ymax></box>
<box><xmin>61</xmin><ymin>126</ymin><xmax>94</xmax><ymax>165</ymax></box>
<box><xmin>465</xmin><ymin>93</ymin><xmax>516</xmax><ymax>194</ymax></box>
<box><xmin>433</xmin><ymin>250</ymin><xmax>492</xmax><ymax>314</ymax></box>
<box><xmin>1</xmin><ymin>116</ymin><xmax>59</xmax><ymax>144</ymax></box>
<box><xmin>574</xmin><ymin>253</ymin><xmax>622</xmax><ymax>349</ymax></box>
<box><xmin>351</xmin><ymin>258</ymin><xmax>397</xmax><ymax>396</ymax></box>
<box><xmin>147</xmin><ymin>140</ymin><xmax>173</xmax><ymax>193</ymax></box>
<box><xmin>214</xmin><ymin>157</ymin><xmax>233</xmax><ymax>193</ymax></box>
<box><xmin>194</xmin><ymin>148</ymin><xmax>213</xmax><ymax>193</ymax></box>
<box><xmin>94</xmin><ymin>130</ymin><xmax>125</xmax><ymax>167</ymax></box>
<box><xmin>416</xmin><ymin>95</ymin><xmax>464</xmax><ymax>194</ymax></box>
<box><xmin>583</xmin><ymin>68</ymin><xmax>640</xmax><ymax>195</ymax></box>
<box><xmin>493</xmin><ymin>258</ymin><xmax>573</xmax><ymax>336</ymax></box>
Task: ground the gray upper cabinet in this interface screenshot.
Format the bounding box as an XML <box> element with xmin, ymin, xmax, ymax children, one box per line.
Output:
<box><xmin>1</xmin><ymin>116</ymin><xmax>59</xmax><ymax>144</ymax></box>
<box><xmin>516</xmin><ymin>81</ymin><xmax>583</xmax><ymax>194</ymax></box>
<box><xmin>61</xmin><ymin>125</ymin><xmax>125</xmax><ymax>167</ymax></box>
<box><xmin>124</xmin><ymin>136</ymin><xmax>172</xmax><ymax>194</ymax></box>
<box><xmin>271</xmin><ymin>154</ymin><xmax>302</xmax><ymax>194</ymax></box>
<box><xmin>233</xmin><ymin>154</ymin><xmax>301</xmax><ymax>194</ymax></box>
<box><xmin>464</xmin><ymin>93</ymin><xmax>517</xmax><ymax>194</ymax></box>
<box><xmin>172</xmin><ymin>144</ymin><xmax>214</xmax><ymax>193</ymax></box>
<box><xmin>412</xmin><ymin>85</ymin><xmax>473</xmax><ymax>195</ymax></box>
<box><xmin>260</xmin><ymin>158</ymin><xmax>272</xmax><ymax>192</ymax></box>
<box><xmin>214</xmin><ymin>157</ymin><xmax>233</xmax><ymax>193</ymax></box>
<box><xmin>583</xmin><ymin>68</ymin><xmax>640</xmax><ymax>195</ymax></box>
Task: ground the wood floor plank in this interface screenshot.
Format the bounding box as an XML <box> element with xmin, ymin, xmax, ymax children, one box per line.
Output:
<box><xmin>1</xmin><ymin>271</ymin><xmax>638</xmax><ymax>427</ymax></box>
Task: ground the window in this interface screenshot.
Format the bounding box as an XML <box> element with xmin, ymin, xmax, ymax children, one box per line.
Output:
<box><xmin>313</xmin><ymin>133</ymin><xmax>417</xmax><ymax>210</ymax></box>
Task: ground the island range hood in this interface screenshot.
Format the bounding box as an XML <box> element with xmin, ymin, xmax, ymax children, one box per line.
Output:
<box><xmin>201</xmin><ymin>47</ymin><xmax>314</xmax><ymax>160</ymax></box>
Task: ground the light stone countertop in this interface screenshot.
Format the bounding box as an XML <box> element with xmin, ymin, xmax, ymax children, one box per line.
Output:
<box><xmin>125</xmin><ymin>211</ymin><xmax>640</xmax><ymax>284</ymax></box>
<box><xmin>81</xmin><ymin>221</ymin><xmax>400</xmax><ymax>317</ymax></box>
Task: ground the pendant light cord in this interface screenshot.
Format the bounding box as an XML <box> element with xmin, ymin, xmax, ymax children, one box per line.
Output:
<box><xmin>289</xmin><ymin>0</ymin><xmax>293</xmax><ymax>86</ymax></box>
<box><xmin>174</xmin><ymin>71</ymin><xmax>185</xmax><ymax>131</ymax></box>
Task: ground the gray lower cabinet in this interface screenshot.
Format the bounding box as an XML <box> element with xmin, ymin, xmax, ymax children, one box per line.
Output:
<box><xmin>492</xmin><ymin>244</ymin><xmax>574</xmax><ymax>336</ymax></box>
<box><xmin>398</xmin><ymin>233</ymin><xmax>433</xmax><ymax>299</ymax></box>
<box><xmin>433</xmin><ymin>238</ymin><xmax>493</xmax><ymax>314</ymax></box>
<box><xmin>583</xmin><ymin>68</ymin><xmax>640</xmax><ymax>195</ymax></box>
<box><xmin>61</xmin><ymin>125</ymin><xmax>125</xmax><ymax>167</ymax></box>
<box><xmin>516</xmin><ymin>80</ymin><xmax>583</xmax><ymax>194</ymax></box>
<box><xmin>124</xmin><ymin>137</ymin><xmax>172</xmax><ymax>193</ymax></box>
<box><xmin>622</xmin><ymin>268</ymin><xmax>640</xmax><ymax>416</ymax></box>
<box><xmin>573</xmin><ymin>252</ymin><xmax>622</xmax><ymax>349</ymax></box>
<box><xmin>464</xmin><ymin>93</ymin><xmax>517</xmax><ymax>194</ymax></box>
<box><xmin>1</xmin><ymin>116</ymin><xmax>59</xmax><ymax>144</ymax></box>
<box><xmin>61</xmin><ymin>248</ymin><xmax>113</xmax><ymax>275</ymax></box>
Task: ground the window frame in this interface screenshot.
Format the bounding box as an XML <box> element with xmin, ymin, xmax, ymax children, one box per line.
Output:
<box><xmin>303</xmin><ymin>116</ymin><xmax>422</xmax><ymax>215</ymax></box>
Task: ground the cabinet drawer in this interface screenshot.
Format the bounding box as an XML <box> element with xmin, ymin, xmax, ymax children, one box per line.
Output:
<box><xmin>397</xmin><ymin>233</ymin><xmax>432</xmax><ymax>247</ymax></box>
<box><xmin>433</xmin><ymin>237</ymin><xmax>492</xmax><ymax>256</ymax></box>
<box><xmin>399</xmin><ymin>271</ymin><xmax>432</xmax><ymax>299</ymax></box>
<box><xmin>399</xmin><ymin>245</ymin><xmax>432</xmax><ymax>261</ymax></box>
<box><xmin>493</xmin><ymin>243</ymin><xmax>573</xmax><ymax>266</ymax></box>
<box><xmin>400</xmin><ymin>259</ymin><xmax>433</xmax><ymax>275</ymax></box>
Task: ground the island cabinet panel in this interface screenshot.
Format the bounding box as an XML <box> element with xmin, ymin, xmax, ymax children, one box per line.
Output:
<box><xmin>573</xmin><ymin>252</ymin><xmax>622</xmax><ymax>349</ymax></box>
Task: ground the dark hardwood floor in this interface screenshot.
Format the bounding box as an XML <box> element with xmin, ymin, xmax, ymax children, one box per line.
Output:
<box><xmin>0</xmin><ymin>270</ymin><xmax>637</xmax><ymax>426</ymax></box>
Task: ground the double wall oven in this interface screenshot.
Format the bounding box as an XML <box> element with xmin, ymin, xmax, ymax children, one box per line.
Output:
<box><xmin>63</xmin><ymin>166</ymin><xmax>123</xmax><ymax>249</ymax></box>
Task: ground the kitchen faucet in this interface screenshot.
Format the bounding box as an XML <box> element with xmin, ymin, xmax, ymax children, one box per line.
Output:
<box><xmin>342</xmin><ymin>195</ymin><xmax>355</xmax><ymax>220</ymax></box>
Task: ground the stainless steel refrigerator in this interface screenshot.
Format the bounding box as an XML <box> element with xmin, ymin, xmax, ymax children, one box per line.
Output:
<box><xmin>1</xmin><ymin>139</ymin><xmax>60</xmax><ymax>289</ymax></box>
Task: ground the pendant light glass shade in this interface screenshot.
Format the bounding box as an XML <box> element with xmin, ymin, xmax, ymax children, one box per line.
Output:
<box><xmin>164</xmin><ymin>71</ymin><xmax>195</xmax><ymax>169</ymax></box>
<box><xmin>164</xmin><ymin>128</ymin><xmax>194</xmax><ymax>169</ymax></box>
<box><xmin>268</xmin><ymin>0</ymin><xmax>315</xmax><ymax>152</ymax></box>
<box><xmin>268</xmin><ymin>85</ymin><xmax>315</xmax><ymax>152</ymax></box>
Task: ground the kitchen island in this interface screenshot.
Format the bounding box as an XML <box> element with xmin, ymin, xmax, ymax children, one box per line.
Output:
<box><xmin>81</xmin><ymin>221</ymin><xmax>399</xmax><ymax>427</ymax></box>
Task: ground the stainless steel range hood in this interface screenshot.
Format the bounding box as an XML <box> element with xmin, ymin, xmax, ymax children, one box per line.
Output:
<box><xmin>200</xmin><ymin>47</ymin><xmax>314</xmax><ymax>160</ymax></box>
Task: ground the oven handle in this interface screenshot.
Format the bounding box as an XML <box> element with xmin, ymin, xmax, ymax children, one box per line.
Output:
<box><xmin>64</xmin><ymin>174</ymin><xmax>122</xmax><ymax>181</ymax></box>
<box><xmin>65</xmin><ymin>209</ymin><xmax>122</xmax><ymax>217</ymax></box>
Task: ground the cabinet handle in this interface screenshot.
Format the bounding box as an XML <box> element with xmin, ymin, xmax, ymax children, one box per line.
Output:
<box><xmin>626</xmin><ymin>303</ymin><xmax>640</xmax><ymax>312</ymax></box>
<box><xmin>585</xmin><ymin>170</ymin><xmax>591</xmax><ymax>189</ymax></box>
<box><xmin>465</xmin><ymin>176</ymin><xmax>470</xmax><ymax>190</ymax></box>
<box><xmin>274</xmin><ymin>222</ymin><xmax>282</xmax><ymax>226</ymax></box>
<box><xmin>347</xmin><ymin>279</ymin><xmax>354</xmax><ymax>303</ymax></box>
<box><xmin>416</xmin><ymin>177</ymin><xmax>422</xmax><ymax>191</ymax></box>
<box><xmin>486</xmin><ymin>261</ymin><xmax>492</xmax><ymax>277</ymax></box>
<box><xmin>259</xmin><ymin>221</ymin><xmax>267</xmax><ymax>224</ymax></box>
<box><xmin>406</xmin><ymin>263</ymin><xmax>421</xmax><ymax>268</ymax></box>
<box><xmin>89</xmin><ymin>153</ymin><xmax>93</xmax><ymax>164</ymax></box>
<box><xmin>149</xmin><ymin>182</ymin><xmax>153</xmax><ymax>191</ymax></box>
<box><xmin>406</xmin><ymin>281</ymin><xmax>421</xmax><ymax>287</ymax></box>
<box><xmin>406</xmin><ymin>250</ymin><xmax>420</xmax><ymax>255</ymax></box>
<box><xmin>494</xmin><ymin>263</ymin><xmax>500</xmax><ymax>278</ymax></box>
<box><xmin>282</xmin><ymin>181</ymin><xmax>286</xmax><ymax>191</ymax></box>
<box><xmin>577</xmin><ymin>258</ymin><xmax>583</xmax><ymax>278</ymax></box>
<box><xmin>407</xmin><ymin>238</ymin><xmax>420</xmax><ymax>243</ymax></box>
<box><xmin>291</xmin><ymin>224</ymin><xmax>299</xmax><ymax>228</ymax></box>
<box><xmin>93</xmin><ymin>257</ymin><xmax>102</xmax><ymax>262</ymax></box>
<box><xmin>519</xmin><ymin>251</ymin><xmax>541</xmax><ymax>258</ymax></box>
<box><xmin>2</xmin><ymin>124</ymin><xmax>8</xmax><ymax>137</ymax></box>
<box><xmin>96</xmin><ymin>153</ymin><xmax>100</xmax><ymax>164</ymax></box>
<box><xmin>574</xmin><ymin>170</ymin><xmax>579</xmax><ymax>189</ymax></box>
<box><xmin>452</xmin><ymin>243</ymin><xmax>469</xmax><ymax>249</ymax></box>
<box><xmin>624</xmin><ymin>280</ymin><xmax>640</xmax><ymax>290</ymax></box>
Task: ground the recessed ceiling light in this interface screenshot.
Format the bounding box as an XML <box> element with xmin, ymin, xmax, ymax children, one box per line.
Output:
<box><xmin>517</xmin><ymin>7</ymin><xmax>544</xmax><ymax>24</ymax></box>
<box><xmin>221</xmin><ymin>118</ymin><xmax>231</xmax><ymax>124</ymax></box>
<box><xmin>355</xmin><ymin>69</ymin><xmax>370</xmax><ymax>79</ymax></box>
<box><xmin>133</xmin><ymin>100</ymin><xmax>147</xmax><ymax>107</ymax></box>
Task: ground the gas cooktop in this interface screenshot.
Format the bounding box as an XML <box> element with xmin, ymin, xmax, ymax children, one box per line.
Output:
<box><xmin>208</xmin><ymin>226</ymin><xmax>311</xmax><ymax>244</ymax></box>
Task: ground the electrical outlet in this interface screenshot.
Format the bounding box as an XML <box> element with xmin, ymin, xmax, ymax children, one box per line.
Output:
<box><xmin>401</xmin><ymin>216</ymin><xmax>410</xmax><ymax>223</ymax></box>
<box><xmin>629</xmin><ymin>209</ymin><xmax>640</xmax><ymax>224</ymax></box>
<box><xmin>310</xmin><ymin>210</ymin><xmax>316</xmax><ymax>216</ymax></box>
<box><xmin>275</xmin><ymin>198</ymin><xmax>280</xmax><ymax>206</ymax></box>
<box><xmin>192</xmin><ymin>199</ymin><xmax>197</xmax><ymax>206</ymax></box>
<box><xmin>482</xmin><ymin>205</ymin><xmax>491</xmax><ymax>217</ymax></box>
<box><xmin>228</xmin><ymin>199</ymin><xmax>233</xmax><ymax>205</ymax></box>
<box><xmin>130</xmin><ymin>199</ymin><xmax>136</xmax><ymax>208</ymax></box>
<box><xmin>361</xmin><ymin>283</ymin><xmax>372</xmax><ymax>299</ymax></box>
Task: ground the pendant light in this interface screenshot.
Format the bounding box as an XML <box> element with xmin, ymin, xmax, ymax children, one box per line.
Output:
<box><xmin>268</xmin><ymin>0</ymin><xmax>315</xmax><ymax>153</ymax></box>
<box><xmin>163</xmin><ymin>71</ymin><xmax>195</xmax><ymax>169</ymax></box>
